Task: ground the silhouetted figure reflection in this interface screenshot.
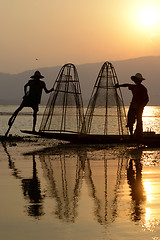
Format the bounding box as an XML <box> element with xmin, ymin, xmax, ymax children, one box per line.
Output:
<box><xmin>127</xmin><ymin>157</ymin><xmax>146</xmax><ymax>222</ymax></box>
<box><xmin>2</xmin><ymin>142</ymin><xmax>44</xmax><ymax>219</ymax></box>
<box><xmin>22</xmin><ymin>155</ymin><xmax>44</xmax><ymax>218</ymax></box>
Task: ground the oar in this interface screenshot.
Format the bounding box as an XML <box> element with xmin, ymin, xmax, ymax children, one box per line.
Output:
<box><xmin>4</xmin><ymin>115</ymin><xmax>17</xmax><ymax>137</ymax></box>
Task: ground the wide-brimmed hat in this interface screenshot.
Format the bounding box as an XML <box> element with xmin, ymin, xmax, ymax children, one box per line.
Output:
<box><xmin>131</xmin><ymin>73</ymin><xmax>145</xmax><ymax>82</ymax></box>
<box><xmin>30</xmin><ymin>70</ymin><xmax>44</xmax><ymax>79</ymax></box>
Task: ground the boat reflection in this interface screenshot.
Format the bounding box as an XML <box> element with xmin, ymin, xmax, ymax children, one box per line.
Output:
<box><xmin>4</xmin><ymin>141</ymin><xmax>160</xmax><ymax>228</ymax></box>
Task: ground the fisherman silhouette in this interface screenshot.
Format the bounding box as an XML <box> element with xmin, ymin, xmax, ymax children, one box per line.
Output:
<box><xmin>5</xmin><ymin>70</ymin><xmax>54</xmax><ymax>136</ymax></box>
<box><xmin>115</xmin><ymin>73</ymin><xmax>149</xmax><ymax>139</ymax></box>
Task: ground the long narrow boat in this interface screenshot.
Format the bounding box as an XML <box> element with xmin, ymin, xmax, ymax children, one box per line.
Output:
<box><xmin>21</xmin><ymin>130</ymin><xmax>160</xmax><ymax>147</ymax></box>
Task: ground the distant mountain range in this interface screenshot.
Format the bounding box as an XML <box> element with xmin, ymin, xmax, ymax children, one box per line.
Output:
<box><xmin>0</xmin><ymin>56</ymin><xmax>159</xmax><ymax>106</ymax></box>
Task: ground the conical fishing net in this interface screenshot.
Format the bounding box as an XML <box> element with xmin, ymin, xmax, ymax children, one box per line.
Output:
<box><xmin>82</xmin><ymin>62</ymin><xmax>128</xmax><ymax>135</ymax></box>
<box><xmin>39</xmin><ymin>63</ymin><xmax>85</xmax><ymax>133</ymax></box>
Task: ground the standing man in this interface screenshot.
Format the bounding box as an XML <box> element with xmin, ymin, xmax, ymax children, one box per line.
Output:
<box><xmin>6</xmin><ymin>70</ymin><xmax>54</xmax><ymax>136</ymax></box>
<box><xmin>115</xmin><ymin>73</ymin><xmax>149</xmax><ymax>138</ymax></box>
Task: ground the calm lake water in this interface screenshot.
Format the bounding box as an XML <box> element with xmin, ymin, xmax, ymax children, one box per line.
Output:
<box><xmin>1</xmin><ymin>105</ymin><xmax>160</xmax><ymax>136</ymax></box>
<box><xmin>1</xmin><ymin>105</ymin><xmax>160</xmax><ymax>240</ymax></box>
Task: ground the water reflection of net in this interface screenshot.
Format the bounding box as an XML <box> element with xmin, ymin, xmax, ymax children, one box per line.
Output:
<box><xmin>39</xmin><ymin>63</ymin><xmax>85</xmax><ymax>133</ymax></box>
<box><xmin>39</xmin><ymin>152</ymin><xmax>84</xmax><ymax>222</ymax></box>
<box><xmin>85</xmin><ymin>150</ymin><xmax>126</xmax><ymax>224</ymax></box>
<box><xmin>83</xmin><ymin>62</ymin><xmax>128</xmax><ymax>135</ymax></box>
<box><xmin>39</xmin><ymin>148</ymin><xmax>127</xmax><ymax>224</ymax></box>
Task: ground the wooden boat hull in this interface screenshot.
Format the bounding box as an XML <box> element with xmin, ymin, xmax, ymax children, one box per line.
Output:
<box><xmin>20</xmin><ymin>130</ymin><xmax>160</xmax><ymax>146</ymax></box>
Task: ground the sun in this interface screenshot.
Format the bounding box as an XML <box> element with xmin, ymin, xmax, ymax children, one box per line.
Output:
<box><xmin>138</xmin><ymin>5</ymin><xmax>159</xmax><ymax>29</ymax></box>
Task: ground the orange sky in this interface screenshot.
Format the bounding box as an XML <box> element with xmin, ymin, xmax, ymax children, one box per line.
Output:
<box><xmin>0</xmin><ymin>0</ymin><xmax>160</xmax><ymax>73</ymax></box>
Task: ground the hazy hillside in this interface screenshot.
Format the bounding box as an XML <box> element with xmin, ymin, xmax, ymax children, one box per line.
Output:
<box><xmin>113</xmin><ymin>56</ymin><xmax>160</xmax><ymax>106</ymax></box>
<box><xmin>0</xmin><ymin>56</ymin><xmax>159</xmax><ymax>106</ymax></box>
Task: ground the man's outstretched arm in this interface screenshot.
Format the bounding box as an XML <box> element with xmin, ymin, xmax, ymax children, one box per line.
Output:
<box><xmin>43</xmin><ymin>83</ymin><xmax>54</xmax><ymax>93</ymax></box>
<box><xmin>115</xmin><ymin>83</ymin><xmax>129</xmax><ymax>88</ymax></box>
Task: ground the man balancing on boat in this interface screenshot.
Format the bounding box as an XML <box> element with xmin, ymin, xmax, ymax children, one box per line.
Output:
<box><xmin>5</xmin><ymin>70</ymin><xmax>54</xmax><ymax>137</ymax></box>
<box><xmin>115</xmin><ymin>73</ymin><xmax>149</xmax><ymax>139</ymax></box>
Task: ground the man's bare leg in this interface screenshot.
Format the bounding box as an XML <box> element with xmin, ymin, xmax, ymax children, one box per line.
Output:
<box><xmin>32</xmin><ymin>110</ymin><xmax>38</xmax><ymax>132</ymax></box>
